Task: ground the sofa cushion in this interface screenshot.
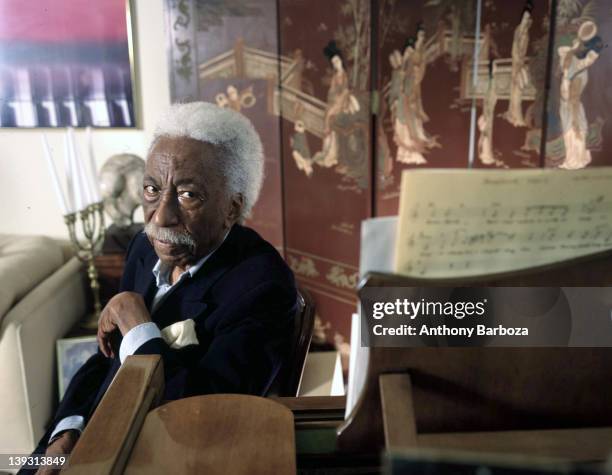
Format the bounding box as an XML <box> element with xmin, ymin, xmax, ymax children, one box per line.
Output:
<box><xmin>0</xmin><ymin>235</ymin><xmax>65</xmax><ymax>322</ymax></box>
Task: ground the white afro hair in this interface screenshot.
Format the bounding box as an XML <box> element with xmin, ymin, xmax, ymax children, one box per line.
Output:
<box><xmin>152</xmin><ymin>101</ymin><xmax>264</xmax><ymax>220</ymax></box>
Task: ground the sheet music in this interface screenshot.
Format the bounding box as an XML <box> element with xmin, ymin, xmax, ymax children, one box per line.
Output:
<box><xmin>346</xmin><ymin>218</ymin><xmax>395</xmax><ymax>419</ymax></box>
<box><xmin>345</xmin><ymin>312</ymin><xmax>369</xmax><ymax>420</ymax></box>
<box><xmin>360</xmin><ymin>216</ymin><xmax>398</xmax><ymax>277</ymax></box>
<box><xmin>395</xmin><ymin>168</ymin><xmax>612</xmax><ymax>278</ymax></box>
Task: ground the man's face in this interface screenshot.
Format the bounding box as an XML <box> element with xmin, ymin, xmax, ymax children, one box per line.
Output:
<box><xmin>143</xmin><ymin>136</ymin><xmax>235</xmax><ymax>269</ymax></box>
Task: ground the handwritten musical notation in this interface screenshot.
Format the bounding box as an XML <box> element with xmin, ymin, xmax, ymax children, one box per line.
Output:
<box><xmin>395</xmin><ymin>169</ymin><xmax>612</xmax><ymax>278</ymax></box>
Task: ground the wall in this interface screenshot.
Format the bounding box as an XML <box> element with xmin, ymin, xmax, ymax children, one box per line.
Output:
<box><xmin>0</xmin><ymin>0</ymin><xmax>170</xmax><ymax>238</ymax></box>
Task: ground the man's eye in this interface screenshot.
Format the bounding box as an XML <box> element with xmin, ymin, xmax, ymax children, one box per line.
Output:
<box><xmin>179</xmin><ymin>191</ymin><xmax>197</xmax><ymax>200</ymax></box>
<box><xmin>144</xmin><ymin>185</ymin><xmax>158</xmax><ymax>195</ymax></box>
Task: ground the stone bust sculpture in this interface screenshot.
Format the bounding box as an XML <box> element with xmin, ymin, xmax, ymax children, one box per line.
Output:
<box><xmin>100</xmin><ymin>153</ymin><xmax>145</xmax><ymax>228</ymax></box>
<box><xmin>99</xmin><ymin>153</ymin><xmax>145</xmax><ymax>252</ymax></box>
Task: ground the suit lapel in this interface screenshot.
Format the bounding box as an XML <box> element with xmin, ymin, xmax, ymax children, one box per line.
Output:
<box><xmin>134</xmin><ymin>246</ymin><xmax>158</xmax><ymax>310</ymax></box>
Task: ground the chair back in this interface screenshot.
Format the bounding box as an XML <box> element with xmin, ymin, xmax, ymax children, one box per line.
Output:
<box><xmin>275</xmin><ymin>287</ymin><xmax>315</xmax><ymax>396</ymax></box>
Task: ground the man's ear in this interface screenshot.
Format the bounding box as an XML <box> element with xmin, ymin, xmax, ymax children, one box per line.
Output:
<box><xmin>225</xmin><ymin>193</ymin><xmax>244</xmax><ymax>227</ymax></box>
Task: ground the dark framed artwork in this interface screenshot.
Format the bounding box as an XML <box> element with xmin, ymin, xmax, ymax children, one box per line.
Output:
<box><xmin>0</xmin><ymin>0</ymin><xmax>137</xmax><ymax>128</ymax></box>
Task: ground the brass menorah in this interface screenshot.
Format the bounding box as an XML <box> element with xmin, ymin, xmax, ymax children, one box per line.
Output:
<box><xmin>64</xmin><ymin>202</ymin><xmax>106</xmax><ymax>329</ymax></box>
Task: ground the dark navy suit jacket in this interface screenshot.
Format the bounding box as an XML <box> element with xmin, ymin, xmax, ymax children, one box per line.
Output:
<box><xmin>37</xmin><ymin>224</ymin><xmax>297</xmax><ymax>452</ymax></box>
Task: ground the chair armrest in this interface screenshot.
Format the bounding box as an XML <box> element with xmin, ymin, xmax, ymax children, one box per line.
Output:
<box><xmin>63</xmin><ymin>355</ymin><xmax>164</xmax><ymax>475</ymax></box>
<box><xmin>125</xmin><ymin>395</ymin><xmax>296</xmax><ymax>474</ymax></box>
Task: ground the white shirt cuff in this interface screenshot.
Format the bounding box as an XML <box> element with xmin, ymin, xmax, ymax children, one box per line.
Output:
<box><xmin>49</xmin><ymin>415</ymin><xmax>84</xmax><ymax>443</ymax></box>
<box><xmin>119</xmin><ymin>322</ymin><xmax>162</xmax><ymax>363</ymax></box>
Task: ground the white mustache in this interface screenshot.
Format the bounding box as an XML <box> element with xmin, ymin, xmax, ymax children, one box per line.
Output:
<box><xmin>144</xmin><ymin>223</ymin><xmax>196</xmax><ymax>250</ymax></box>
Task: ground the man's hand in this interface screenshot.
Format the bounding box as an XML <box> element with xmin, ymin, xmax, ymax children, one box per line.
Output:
<box><xmin>35</xmin><ymin>430</ymin><xmax>79</xmax><ymax>475</ymax></box>
<box><xmin>98</xmin><ymin>292</ymin><xmax>151</xmax><ymax>358</ymax></box>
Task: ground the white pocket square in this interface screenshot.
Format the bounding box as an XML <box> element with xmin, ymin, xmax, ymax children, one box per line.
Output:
<box><xmin>160</xmin><ymin>319</ymin><xmax>199</xmax><ymax>349</ymax></box>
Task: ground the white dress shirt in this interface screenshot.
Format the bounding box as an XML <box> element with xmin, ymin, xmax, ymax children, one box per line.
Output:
<box><xmin>118</xmin><ymin>254</ymin><xmax>212</xmax><ymax>363</ymax></box>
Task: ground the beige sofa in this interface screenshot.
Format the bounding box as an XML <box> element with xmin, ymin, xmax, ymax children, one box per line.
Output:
<box><xmin>0</xmin><ymin>235</ymin><xmax>87</xmax><ymax>454</ymax></box>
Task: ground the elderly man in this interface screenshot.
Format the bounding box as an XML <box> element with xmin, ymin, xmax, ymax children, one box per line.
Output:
<box><xmin>28</xmin><ymin>102</ymin><xmax>297</xmax><ymax>472</ymax></box>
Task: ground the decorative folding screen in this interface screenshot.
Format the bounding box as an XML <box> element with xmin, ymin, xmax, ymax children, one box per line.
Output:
<box><xmin>165</xmin><ymin>0</ymin><xmax>612</xmax><ymax>349</ymax></box>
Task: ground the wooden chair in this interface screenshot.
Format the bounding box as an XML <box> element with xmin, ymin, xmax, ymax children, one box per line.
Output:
<box><xmin>62</xmin><ymin>289</ymin><xmax>314</xmax><ymax>473</ymax></box>
<box><xmin>63</xmin><ymin>355</ymin><xmax>296</xmax><ymax>475</ymax></box>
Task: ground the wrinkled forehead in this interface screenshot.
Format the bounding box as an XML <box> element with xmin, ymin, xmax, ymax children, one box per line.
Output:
<box><xmin>147</xmin><ymin>136</ymin><xmax>219</xmax><ymax>163</ymax></box>
<box><xmin>145</xmin><ymin>136</ymin><xmax>224</xmax><ymax>180</ymax></box>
